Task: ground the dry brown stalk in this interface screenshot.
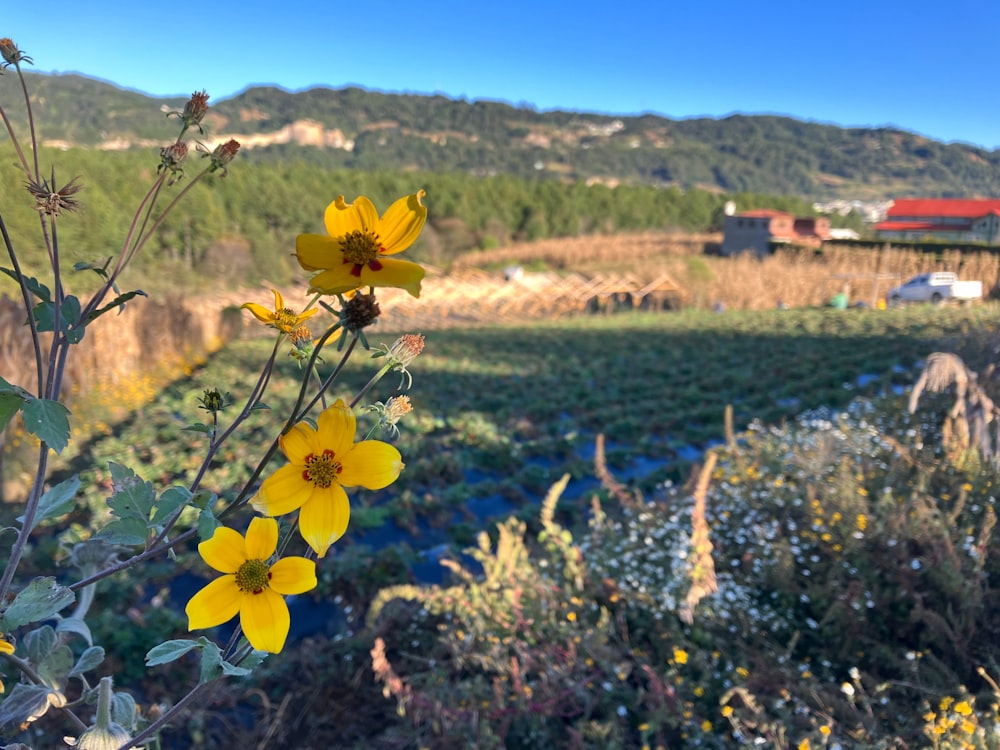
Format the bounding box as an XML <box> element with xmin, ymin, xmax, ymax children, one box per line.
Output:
<box><xmin>679</xmin><ymin>451</ymin><xmax>719</xmax><ymax>625</ymax></box>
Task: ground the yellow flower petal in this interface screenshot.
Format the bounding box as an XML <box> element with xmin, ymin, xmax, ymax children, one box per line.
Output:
<box><xmin>0</xmin><ymin>639</ymin><xmax>14</xmax><ymax>656</ymax></box>
<box><xmin>271</xmin><ymin>288</ymin><xmax>284</xmax><ymax>311</ymax></box>
<box><xmin>379</xmin><ymin>190</ymin><xmax>427</xmax><ymax>255</ymax></box>
<box><xmin>299</xmin><ymin>485</ymin><xmax>350</xmax><ymax>558</ymax></box>
<box><xmin>279</xmin><ymin>422</ymin><xmax>317</xmax><ymax>466</ymax></box>
<box><xmin>305</xmin><ymin>264</ymin><xmax>365</xmax><ymax>296</ymax></box>
<box><xmin>294</xmin><ymin>234</ymin><xmax>341</xmax><ymax>272</ymax></box>
<box><xmin>307</xmin><ymin>258</ymin><xmax>425</xmax><ymax>297</ymax></box>
<box><xmin>240</xmin><ymin>302</ymin><xmax>275</xmax><ymax>324</ymax></box>
<box><xmin>339</xmin><ymin>440</ymin><xmax>404</xmax><ymax>490</ymax></box>
<box><xmin>244</xmin><ymin>517</ymin><xmax>278</xmax><ymax>560</ymax></box>
<box><xmin>186</xmin><ymin>575</ymin><xmax>241</xmax><ymax>630</ymax></box>
<box><xmin>198</xmin><ymin>526</ymin><xmax>248</xmax><ymax>573</ymax></box>
<box><xmin>269</xmin><ymin>556</ymin><xmax>318</xmax><ymax>596</ymax></box>
<box><xmin>240</xmin><ymin>588</ymin><xmax>290</xmax><ymax>653</ymax></box>
<box><xmin>325</xmin><ymin>195</ymin><xmax>379</xmax><ymax>238</ymax></box>
<box><xmin>254</xmin><ymin>464</ymin><xmax>315</xmax><ymax>517</ymax></box>
<box><xmin>317</xmin><ymin>399</ymin><xmax>357</xmax><ymax>458</ymax></box>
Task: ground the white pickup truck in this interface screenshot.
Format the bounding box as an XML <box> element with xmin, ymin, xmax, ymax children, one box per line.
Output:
<box><xmin>888</xmin><ymin>272</ymin><xmax>983</xmax><ymax>304</ymax></box>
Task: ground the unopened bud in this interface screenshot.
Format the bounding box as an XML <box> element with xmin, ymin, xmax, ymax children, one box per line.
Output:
<box><xmin>158</xmin><ymin>142</ymin><xmax>189</xmax><ymax>183</ymax></box>
<box><xmin>0</xmin><ymin>38</ymin><xmax>31</xmax><ymax>68</ymax></box>
<box><xmin>198</xmin><ymin>388</ymin><xmax>231</xmax><ymax>413</ymax></box>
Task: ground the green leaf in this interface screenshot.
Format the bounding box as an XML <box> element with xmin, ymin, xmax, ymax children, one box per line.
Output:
<box><xmin>250</xmin><ymin>402</ymin><xmax>270</xmax><ymax>412</ymax></box>
<box><xmin>56</xmin><ymin>616</ymin><xmax>93</xmax><ymax>646</ymax></box>
<box><xmin>197</xmin><ymin>639</ymin><xmax>252</xmax><ymax>683</ymax></box>
<box><xmin>197</xmin><ymin>505</ymin><xmax>222</xmax><ymax>540</ymax></box>
<box><xmin>151</xmin><ymin>486</ymin><xmax>192</xmax><ymax>525</ymax></box>
<box><xmin>0</xmin><ymin>267</ymin><xmax>51</xmax><ymax>302</ymax></box>
<box><xmin>0</xmin><ymin>376</ymin><xmax>30</xmax><ymax>432</ymax></box>
<box><xmin>69</xmin><ymin>646</ymin><xmax>106</xmax><ymax>677</ymax></box>
<box><xmin>31</xmin><ymin>300</ymin><xmax>57</xmax><ymax>332</ymax></box>
<box><xmin>190</xmin><ymin>489</ymin><xmax>216</xmax><ymax>511</ymax></box>
<box><xmin>38</xmin><ymin>643</ymin><xmax>74</xmax><ymax>689</ymax></box>
<box><xmin>0</xmin><ymin>392</ymin><xmax>24</xmax><ymax>432</ymax></box>
<box><xmin>1</xmin><ymin>577</ymin><xmax>75</xmax><ymax>629</ymax></box>
<box><xmin>220</xmin><ymin>658</ymin><xmax>253</xmax><ymax>678</ymax></box>
<box><xmin>21</xmin><ymin>398</ymin><xmax>71</xmax><ymax>454</ymax></box>
<box><xmin>0</xmin><ymin>683</ymin><xmax>62</xmax><ymax>730</ymax></box>
<box><xmin>17</xmin><ymin>474</ymin><xmax>79</xmax><ymax>531</ymax></box>
<box><xmin>96</xmin><ymin>517</ymin><xmax>148</xmax><ymax>547</ymax></box>
<box><xmin>61</xmin><ymin>295</ymin><xmax>85</xmax><ymax>344</ymax></box>
<box><xmin>73</xmin><ymin>257</ymin><xmax>112</xmax><ymax>279</ymax></box>
<box><xmin>23</xmin><ymin>625</ymin><xmax>57</xmax><ymax>663</ymax></box>
<box><xmin>112</xmin><ymin>690</ymin><xmax>138</xmax><ymax>731</ymax></box>
<box><xmin>96</xmin><ymin>463</ymin><xmax>155</xmax><ymax>545</ymax></box>
<box><xmin>86</xmin><ymin>289</ymin><xmax>147</xmax><ymax>324</ymax></box>
<box><xmin>199</xmin><ymin>639</ymin><xmax>223</xmax><ymax>684</ymax></box>
<box><xmin>145</xmin><ymin>639</ymin><xmax>201</xmax><ymax>667</ymax></box>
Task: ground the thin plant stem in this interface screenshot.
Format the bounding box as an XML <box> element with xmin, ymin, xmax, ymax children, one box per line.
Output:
<box><xmin>82</xmin><ymin>175</ymin><xmax>167</xmax><ymax>322</ymax></box>
<box><xmin>120</xmin><ymin>679</ymin><xmax>218</xmax><ymax>750</ymax></box>
<box><xmin>0</xmin><ymin>213</ymin><xmax>44</xmax><ymax>392</ymax></box>
<box><xmin>0</xmin><ymin>444</ymin><xmax>50</xmax><ymax>605</ymax></box>
<box><xmin>0</xmin><ymin>102</ymin><xmax>32</xmax><ymax>176</ymax></box>
<box><xmin>43</xmin><ymin>214</ymin><xmax>63</xmax><ymax>402</ymax></box>
<box><xmin>14</xmin><ymin>62</ymin><xmax>40</xmax><ymax>180</ymax></box>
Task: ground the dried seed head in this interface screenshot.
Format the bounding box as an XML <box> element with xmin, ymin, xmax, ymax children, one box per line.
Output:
<box><xmin>26</xmin><ymin>172</ymin><xmax>83</xmax><ymax>216</ymax></box>
<box><xmin>388</xmin><ymin>334</ymin><xmax>425</xmax><ymax>367</ymax></box>
<box><xmin>204</xmin><ymin>139</ymin><xmax>241</xmax><ymax>176</ymax></box>
<box><xmin>341</xmin><ymin>292</ymin><xmax>381</xmax><ymax>332</ymax></box>
<box><xmin>182</xmin><ymin>90</ymin><xmax>209</xmax><ymax>127</ymax></box>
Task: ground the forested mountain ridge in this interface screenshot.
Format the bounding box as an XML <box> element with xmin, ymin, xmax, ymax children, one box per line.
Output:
<box><xmin>3</xmin><ymin>72</ymin><xmax>998</xmax><ymax>200</ymax></box>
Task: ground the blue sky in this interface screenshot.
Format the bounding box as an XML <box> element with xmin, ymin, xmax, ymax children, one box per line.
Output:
<box><xmin>6</xmin><ymin>0</ymin><xmax>1000</xmax><ymax>149</ymax></box>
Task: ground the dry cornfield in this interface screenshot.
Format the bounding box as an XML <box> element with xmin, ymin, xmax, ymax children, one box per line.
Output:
<box><xmin>449</xmin><ymin>232</ymin><xmax>1000</xmax><ymax>311</ymax></box>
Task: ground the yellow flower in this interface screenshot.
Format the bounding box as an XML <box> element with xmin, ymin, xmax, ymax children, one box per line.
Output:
<box><xmin>0</xmin><ymin>636</ymin><xmax>14</xmax><ymax>693</ymax></box>
<box><xmin>185</xmin><ymin>517</ymin><xmax>317</xmax><ymax>653</ymax></box>
<box><xmin>673</xmin><ymin>647</ymin><xmax>689</xmax><ymax>665</ymax></box>
<box><xmin>253</xmin><ymin>399</ymin><xmax>404</xmax><ymax>557</ymax></box>
<box><xmin>241</xmin><ymin>289</ymin><xmax>318</xmax><ymax>334</ymax></box>
<box><xmin>955</xmin><ymin>700</ymin><xmax>973</xmax><ymax>716</ymax></box>
<box><xmin>295</xmin><ymin>191</ymin><xmax>427</xmax><ymax>298</ymax></box>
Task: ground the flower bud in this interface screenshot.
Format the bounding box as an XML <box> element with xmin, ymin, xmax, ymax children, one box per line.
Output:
<box><xmin>66</xmin><ymin>722</ymin><xmax>132</xmax><ymax>750</ymax></box>
<box><xmin>0</xmin><ymin>38</ymin><xmax>31</xmax><ymax>68</ymax></box>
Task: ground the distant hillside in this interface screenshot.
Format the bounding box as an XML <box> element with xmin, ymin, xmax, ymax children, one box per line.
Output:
<box><xmin>2</xmin><ymin>72</ymin><xmax>999</xmax><ymax>200</ymax></box>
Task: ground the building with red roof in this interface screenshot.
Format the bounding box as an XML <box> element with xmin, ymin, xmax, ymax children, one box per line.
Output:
<box><xmin>721</xmin><ymin>209</ymin><xmax>830</xmax><ymax>256</ymax></box>
<box><xmin>875</xmin><ymin>198</ymin><xmax>1000</xmax><ymax>244</ymax></box>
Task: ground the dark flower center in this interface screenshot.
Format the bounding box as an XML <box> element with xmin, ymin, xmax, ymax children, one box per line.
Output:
<box><xmin>274</xmin><ymin>307</ymin><xmax>298</xmax><ymax>331</ymax></box>
<box><xmin>341</xmin><ymin>230</ymin><xmax>383</xmax><ymax>266</ymax></box>
<box><xmin>235</xmin><ymin>559</ymin><xmax>271</xmax><ymax>594</ymax></box>
<box><xmin>303</xmin><ymin>449</ymin><xmax>342</xmax><ymax>488</ymax></box>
